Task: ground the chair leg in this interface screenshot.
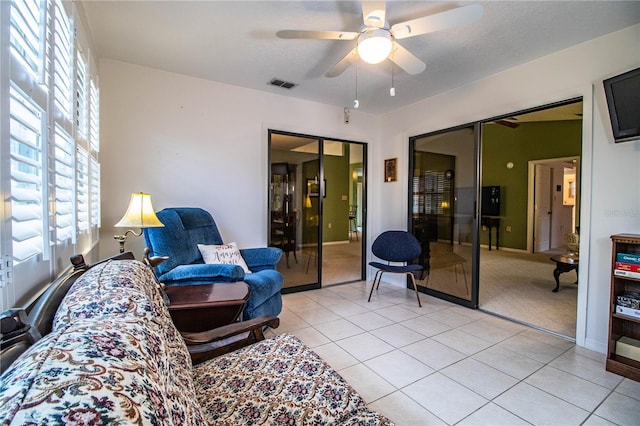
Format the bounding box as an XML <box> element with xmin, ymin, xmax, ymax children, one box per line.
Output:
<box><xmin>408</xmin><ymin>273</ymin><xmax>422</xmax><ymax>308</ymax></box>
<box><xmin>368</xmin><ymin>270</ymin><xmax>382</xmax><ymax>302</ymax></box>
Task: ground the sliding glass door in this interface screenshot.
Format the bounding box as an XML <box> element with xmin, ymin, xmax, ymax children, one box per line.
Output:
<box><xmin>269</xmin><ymin>131</ymin><xmax>366</xmax><ymax>292</ymax></box>
<box><xmin>322</xmin><ymin>140</ymin><xmax>365</xmax><ymax>286</ymax></box>
<box><xmin>409</xmin><ymin>125</ymin><xmax>479</xmax><ymax>307</ymax></box>
<box><xmin>269</xmin><ymin>132</ymin><xmax>321</xmax><ymax>291</ymax></box>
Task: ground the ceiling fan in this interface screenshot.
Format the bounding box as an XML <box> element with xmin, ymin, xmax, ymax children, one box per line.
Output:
<box><xmin>276</xmin><ymin>1</ymin><xmax>484</xmax><ymax>78</ymax></box>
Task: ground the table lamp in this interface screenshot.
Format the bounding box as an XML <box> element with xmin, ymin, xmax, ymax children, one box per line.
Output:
<box><xmin>114</xmin><ymin>192</ymin><xmax>164</xmax><ymax>253</ymax></box>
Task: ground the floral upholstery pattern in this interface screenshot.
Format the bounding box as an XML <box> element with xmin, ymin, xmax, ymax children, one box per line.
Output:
<box><xmin>0</xmin><ymin>260</ymin><xmax>393</xmax><ymax>425</ymax></box>
<box><xmin>194</xmin><ymin>333</ymin><xmax>394</xmax><ymax>425</ymax></box>
<box><xmin>53</xmin><ymin>260</ymin><xmax>165</xmax><ymax>330</ymax></box>
<box><xmin>0</xmin><ymin>260</ymin><xmax>206</xmax><ymax>425</ymax></box>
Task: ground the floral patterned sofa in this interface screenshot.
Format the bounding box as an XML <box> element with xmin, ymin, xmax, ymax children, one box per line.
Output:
<box><xmin>0</xmin><ymin>257</ymin><xmax>393</xmax><ymax>425</ymax></box>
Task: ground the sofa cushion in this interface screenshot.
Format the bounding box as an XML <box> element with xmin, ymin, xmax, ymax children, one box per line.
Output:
<box><xmin>0</xmin><ymin>317</ymin><xmax>207</xmax><ymax>425</ymax></box>
<box><xmin>198</xmin><ymin>242</ymin><xmax>252</xmax><ymax>273</ymax></box>
<box><xmin>193</xmin><ymin>333</ymin><xmax>394</xmax><ymax>425</ymax></box>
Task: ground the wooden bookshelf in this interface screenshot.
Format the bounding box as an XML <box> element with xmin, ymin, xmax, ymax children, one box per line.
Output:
<box><xmin>606</xmin><ymin>234</ymin><xmax>640</xmax><ymax>382</ymax></box>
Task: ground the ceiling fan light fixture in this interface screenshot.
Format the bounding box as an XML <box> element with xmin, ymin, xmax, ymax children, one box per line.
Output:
<box><xmin>357</xmin><ymin>29</ymin><xmax>392</xmax><ymax>64</ymax></box>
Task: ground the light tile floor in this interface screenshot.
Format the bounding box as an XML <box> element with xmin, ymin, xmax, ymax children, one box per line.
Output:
<box><xmin>266</xmin><ymin>281</ymin><xmax>640</xmax><ymax>425</ymax></box>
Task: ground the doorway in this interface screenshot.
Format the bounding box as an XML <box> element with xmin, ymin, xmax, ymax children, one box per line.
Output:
<box><xmin>478</xmin><ymin>100</ymin><xmax>583</xmax><ymax>338</ymax></box>
<box><xmin>268</xmin><ymin>130</ymin><xmax>366</xmax><ymax>293</ymax></box>
<box><xmin>407</xmin><ymin>99</ymin><xmax>583</xmax><ymax>338</ymax></box>
<box><xmin>528</xmin><ymin>157</ymin><xmax>580</xmax><ymax>254</ymax></box>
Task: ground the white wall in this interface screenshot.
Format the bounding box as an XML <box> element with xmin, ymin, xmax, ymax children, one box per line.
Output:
<box><xmin>378</xmin><ymin>24</ymin><xmax>640</xmax><ymax>352</ymax></box>
<box><xmin>99</xmin><ymin>60</ymin><xmax>378</xmax><ymax>258</ymax></box>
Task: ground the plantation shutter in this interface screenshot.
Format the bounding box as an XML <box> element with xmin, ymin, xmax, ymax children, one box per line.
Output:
<box><xmin>90</xmin><ymin>158</ymin><xmax>100</xmax><ymax>228</ymax></box>
<box><xmin>52</xmin><ymin>0</ymin><xmax>72</xmax><ymax>119</ymax></box>
<box><xmin>9</xmin><ymin>0</ymin><xmax>44</xmax><ymax>79</ymax></box>
<box><xmin>54</xmin><ymin>124</ymin><xmax>75</xmax><ymax>243</ymax></box>
<box><xmin>89</xmin><ymin>79</ymin><xmax>99</xmax><ymax>152</ymax></box>
<box><xmin>9</xmin><ymin>86</ymin><xmax>45</xmax><ymax>263</ymax></box>
<box><xmin>76</xmin><ymin>146</ymin><xmax>89</xmax><ymax>233</ymax></box>
<box><xmin>75</xmin><ymin>52</ymin><xmax>88</xmax><ymax>141</ymax></box>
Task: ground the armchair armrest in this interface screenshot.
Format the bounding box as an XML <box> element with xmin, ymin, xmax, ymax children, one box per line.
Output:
<box><xmin>240</xmin><ymin>247</ymin><xmax>283</xmax><ymax>271</ymax></box>
<box><xmin>181</xmin><ymin>315</ymin><xmax>280</xmax><ymax>364</ymax></box>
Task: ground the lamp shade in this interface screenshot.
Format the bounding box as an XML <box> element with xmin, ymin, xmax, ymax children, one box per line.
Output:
<box><xmin>115</xmin><ymin>193</ymin><xmax>164</xmax><ymax>228</ymax></box>
<box><xmin>357</xmin><ymin>29</ymin><xmax>392</xmax><ymax>64</ymax></box>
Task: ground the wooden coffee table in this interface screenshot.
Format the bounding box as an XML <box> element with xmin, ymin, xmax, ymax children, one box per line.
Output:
<box><xmin>550</xmin><ymin>255</ymin><xmax>579</xmax><ymax>293</ymax></box>
<box><xmin>164</xmin><ymin>282</ymin><xmax>250</xmax><ymax>332</ymax></box>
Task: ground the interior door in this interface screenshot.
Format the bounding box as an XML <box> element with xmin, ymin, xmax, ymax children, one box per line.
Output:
<box><xmin>534</xmin><ymin>164</ymin><xmax>552</xmax><ymax>252</ymax></box>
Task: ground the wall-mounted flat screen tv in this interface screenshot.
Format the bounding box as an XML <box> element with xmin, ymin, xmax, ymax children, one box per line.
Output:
<box><xmin>603</xmin><ymin>66</ymin><xmax>640</xmax><ymax>143</ymax></box>
<box><xmin>481</xmin><ymin>186</ymin><xmax>500</xmax><ymax>217</ymax></box>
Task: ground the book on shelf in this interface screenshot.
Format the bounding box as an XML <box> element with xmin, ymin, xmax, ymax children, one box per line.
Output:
<box><xmin>615</xmin><ymin>262</ymin><xmax>640</xmax><ymax>273</ymax></box>
<box><xmin>617</xmin><ymin>291</ymin><xmax>640</xmax><ymax>309</ymax></box>
<box><xmin>614</xmin><ymin>268</ymin><xmax>640</xmax><ymax>279</ymax></box>
<box><xmin>616</xmin><ymin>253</ymin><xmax>640</xmax><ymax>264</ymax></box>
<box><xmin>616</xmin><ymin>305</ymin><xmax>640</xmax><ymax>319</ymax></box>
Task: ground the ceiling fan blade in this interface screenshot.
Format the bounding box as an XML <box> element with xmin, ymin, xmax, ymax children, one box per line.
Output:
<box><xmin>389</xmin><ymin>43</ymin><xmax>426</xmax><ymax>75</ymax></box>
<box><xmin>325</xmin><ymin>47</ymin><xmax>358</xmax><ymax>78</ymax></box>
<box><xmin>362</xmin><ymin>1</ymin><xmax>386</xmax><ymax>28</ymax></box>
<box><xmin>496</xmin><ymin>120</ymin><xmax>520</xmax><ymax>128</ymax></box>
<box><xmin>276</xmin><ymin>30</ymin><xmax>358</xmax><ymax>40</ymax></box>
<box><xmin>391</xmin><ymin>4</ymin><xmax>484</xmax><ymax>39</ymax></box>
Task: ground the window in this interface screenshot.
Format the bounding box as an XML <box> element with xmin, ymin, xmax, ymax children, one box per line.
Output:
<box><xmin>1</xmin><ymin>0</ymin><xmax>101</xmax><ymax>311</ymax></box>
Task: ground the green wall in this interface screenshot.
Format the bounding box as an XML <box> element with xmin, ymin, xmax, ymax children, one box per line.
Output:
<box><xmin>302</xmin><ymin>145</ymin><xmax>351</xmax><ymax>243</ymax></box>
<box><xmin>481</xmin><ymin>121</ymin><xmax>582</xmax><ymax>249</ymax></box>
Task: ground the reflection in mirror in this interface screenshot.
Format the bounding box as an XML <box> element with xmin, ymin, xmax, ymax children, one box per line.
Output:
<box><xmin>410</xmin><ymin>127</ymin><xmax>475</xmax><ymax>302</ymax></box>
<box><xmin>322</xmin><ymin>141</ymin><xmax>364</xmax><ymax>286</ymax></box>
<box><xmin>270</xmin><ymin>133</ymin><xmax>320</xmax><ymax>290</ymax></box>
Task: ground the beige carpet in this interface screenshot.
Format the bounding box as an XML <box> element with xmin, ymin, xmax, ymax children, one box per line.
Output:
<box><xmin>479</xmin><ymin>247</ymin><xmax>577</xmax><ymax>338</ymax></box>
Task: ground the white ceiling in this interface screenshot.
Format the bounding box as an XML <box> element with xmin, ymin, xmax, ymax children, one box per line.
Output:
<box><xmin>80</xmin><ymin>1</ymin><xmax>640</xmax><ymax>115</ymax></box>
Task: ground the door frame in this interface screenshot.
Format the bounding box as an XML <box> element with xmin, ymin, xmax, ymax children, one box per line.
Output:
<box><xmin>527</xmin><ymin>156</ymin><xmax>581</xmax><ymax>253</ymax></box>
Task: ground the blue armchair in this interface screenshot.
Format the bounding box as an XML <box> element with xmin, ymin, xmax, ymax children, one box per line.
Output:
<box><xmin>143</xmin><ymin>208</ymin><xmax>283</xmax><ymax>320</ymax></box>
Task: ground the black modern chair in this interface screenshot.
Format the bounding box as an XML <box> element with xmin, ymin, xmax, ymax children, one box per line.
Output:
<box><xmin>368</xmin><ymin>230</ymin><xmax>423</xmax><ymax>307</ymax></box>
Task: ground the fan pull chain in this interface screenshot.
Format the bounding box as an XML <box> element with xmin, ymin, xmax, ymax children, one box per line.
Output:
<box><xmin>390</xmin><ymin>45</ymin><xmax>396</xmax><ymax>97</ymax></box>
<box><xmin>354</xmin><ymin>58</ymin><xmax>359</xmax><ymax>109</ymax></box>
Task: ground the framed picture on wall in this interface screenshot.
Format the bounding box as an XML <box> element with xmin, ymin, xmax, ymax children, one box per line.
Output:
<box><xmin>385</xmin><ymin>158</ymin><xmax>397</xmax><ymax>182</ymax></box>
<box><xmin>307</xmin><ymin>178</ymin><xmax>326</xmax><ymax>197</ymax></box>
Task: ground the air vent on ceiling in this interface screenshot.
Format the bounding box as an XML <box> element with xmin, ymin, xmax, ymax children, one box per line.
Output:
<box><xmin>269</xmin><ymin>78</ymin><xmax>297</xmax><ymax>89</ymax></box>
